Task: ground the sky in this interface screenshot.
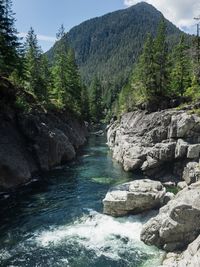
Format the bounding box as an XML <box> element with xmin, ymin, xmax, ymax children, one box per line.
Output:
<box><xmin>12</xmin><ymin>0</ymin><xmax>200</xmax><ymax>52</ymax></box>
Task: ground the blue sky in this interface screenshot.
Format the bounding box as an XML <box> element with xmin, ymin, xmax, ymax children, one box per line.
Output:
<box><xmin>13</xmin><ymin>0</ymin><xmax>125</xmax><ymax>52</ymax></box>
<box><xmin>13</xmin><ymin>0</ymin><xmax>198</xmax><ymax>52</ymax></box>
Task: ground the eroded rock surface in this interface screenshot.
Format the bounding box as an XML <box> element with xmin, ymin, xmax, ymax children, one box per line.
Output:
<box><xmin>107</xmin><ymin>110</ymin><xmax>200</xmax><ymax>181</ymax></box>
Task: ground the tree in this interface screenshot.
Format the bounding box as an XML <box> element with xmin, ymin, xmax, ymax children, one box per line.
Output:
<box><xmin>24</xmin><ymin>27</ymin><xmax>49</xmax><ymax>101</ymax></box>
<box><xmin>89</xmin><ymin>77</ymin><xmax>103</xmax><ymax>122</ymax></box>
<box><xmin>0</xmin><ymin>0</ymin><xmax>20</xmax><ymax>76</ymax></box>
<box><xmin>81</xmin><ymin>84</ymin><xmax>90</xmax><ymax>120</ymax></box>
<box><xmin>154</xmin><ymin>19</ymin><xmax>169</xmax><ymax>96</ymax></box>
<box><xmin>51</xmin><ymin>25</ymin><xmax>69</xmax><ymax>107</ymax></box>
<box><xmin>170</xmin><ymin>35</ymin><xmax>191</xmax><ymax>96</ymax></box>
<box><xmin>136</xmin><ymin>33</ymin><xmax>156</xmax><ymax>98</ymax></box>
<box><xmin>66</xmin><ymin>48</ymin><xmax>82</xmax><ymax>111</ymax></box>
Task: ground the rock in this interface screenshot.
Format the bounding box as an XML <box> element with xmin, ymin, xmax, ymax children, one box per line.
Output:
<box><xmin>123</xmin><ymin>158</ymin><xmax>143</xmax><ymax>171</ymax></box>
<box><xmin>187</xmin><ymin>144</ymin><xmax>200</xmax><ymax>159</ymax></box>
<box><xmin>177</xmin><ymin>181</ymin><xmax>188</xmax><ymax>190</ymax></box>
<box><xmin>141</xmin><ymin>182</ymin><xmax>200</xmax><ymax>252</ymax></box>
<box><xmin>103</xmin><ymin>179</ymin><xmax>166</xmax><ymax>217</ymax></box>
<box><xmin>107</xmin><ymin>109</ymin><xmax>200</xmax><ymax>180</ymax></box>
<box><xmin>162</xmin><ymin>235</ymin><xmax>200</xmax><ymax>266</ymax></box>
<box><xmin>175</xmin><ymin>139</ymin><xmax>188</xmax><ymax>159</ymax></box>
<box><xmin>161</xmin><ymin>192</ymin><xmax>175</xmax><ymax>206</ymax></box>
<box><xmin>0</xmin><ymin>112</ymin><xmax>87</xmax><ymax>190</ymax></box>
<box><xmin>182</xmin><ymin>162</ymin><xmax>200</xmax><ymax>185</ymax></box>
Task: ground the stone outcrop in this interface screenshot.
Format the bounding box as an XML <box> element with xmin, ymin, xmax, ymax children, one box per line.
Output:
<box><xmin>107</xmin><ymin>110</ymin><xmax>200</xmax><ymax>181</ymax></box>
<box><xmin>103</xmin><ymin>179</ymin><xmax>169</xmax><ymax>217</ymax></box>
<box><xmin>141</xmin><ymin>182</ymin><xmax>200</xmax><ymax>252</ymax></box>
<box><xmin>162</xmin><ymin>235</ymin><xmax>200</xmax><ymax>267</ymax></box>
<box><xmin>0</xmin><ymin>77</ymin><xmax>88</xmax><ymax>190</ymax></box>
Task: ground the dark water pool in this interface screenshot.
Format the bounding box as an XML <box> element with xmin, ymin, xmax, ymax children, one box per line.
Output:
<box><xmin>0</xmin><ymin>135</ymin><xmax>164</xmax><ymax>267</ymax></box>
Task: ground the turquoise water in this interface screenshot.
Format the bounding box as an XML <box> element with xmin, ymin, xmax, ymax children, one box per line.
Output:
<box><xmin>0</xmin><ymin>135</ymin><xmax>164</xmax><ymax>267</ymax></box>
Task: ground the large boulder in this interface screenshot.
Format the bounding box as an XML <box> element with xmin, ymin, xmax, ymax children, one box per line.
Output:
<box><xmin>141</xmin><ymin>182</ymin><xmax>200</xmax><ymax>252</ymax></box>
<box><xmin>103</xmin><ymin>179</ymin><xmax>166</xmax><ymax>217</ymax></box>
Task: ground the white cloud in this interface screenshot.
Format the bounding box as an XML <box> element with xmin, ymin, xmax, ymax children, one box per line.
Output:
<box><xmin>124</xmin><ymin>0</ymin><xmax>200</xmax><ymax>29</ymax></box>
<box><xmin>18</xmin><ymin>32</ymin><xmax>56</xmax><ymax>42</ymax></box>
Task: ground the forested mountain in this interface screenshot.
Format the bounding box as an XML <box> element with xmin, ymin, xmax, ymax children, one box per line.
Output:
<box><xmin>47</xmin><ymin>2</ymin><xmax>188</xmax><ymax>107</ymax></box>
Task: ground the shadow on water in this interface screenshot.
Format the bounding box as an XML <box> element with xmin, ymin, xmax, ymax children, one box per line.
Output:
<box><xmin>0</xmin><ymin>134</ymin><xmax>164</xmax><ymax>267</ymax></box>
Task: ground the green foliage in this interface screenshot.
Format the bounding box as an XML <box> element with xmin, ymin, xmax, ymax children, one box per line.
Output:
<box><xmin>51</xmin><ymin>26</ymin><xmax>83</xmax><ymax>115</ymax></box>
<box><xmin>0</xmin><ymin>0</ymin><xmax>20</xmax><ymax>76</ymax></box>
<box><xmin>154</xmin><ymin>19</ymin><xmax>169</xmax><ymax>96</ymax></box>
<box><xmin>47</xmin><ymin>2</ymin><xmax>186</xmax><ymax>110</ymax></box>
<box><xmin>184</xmin><ymin>75</ymin><xmax>200</xmax><ymax>101</ymax></box>
<box><xmin>24</xmin><ymin>27</ymin><xmax>51</xmax><ymax>102</ymax></box>
<box><xmin>116</xmin><ymin>21</ymin><xmax>196</xmax><ymax>115</ymax></box>
<box><xmin>170</xmin><ymin>35</ymin><xmax>191</xmax><ymax>96</ymax></box>
<box><xmin>89</xmin><ymin>77</ymin><xmax>103</xmax><ymax>122</ymax></box>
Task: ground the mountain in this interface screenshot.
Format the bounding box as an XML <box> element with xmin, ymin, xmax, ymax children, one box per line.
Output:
<box><xmin>47</xmin><ymin>2</ymin><xmax>188</xmax><ymax>107</ymax></box>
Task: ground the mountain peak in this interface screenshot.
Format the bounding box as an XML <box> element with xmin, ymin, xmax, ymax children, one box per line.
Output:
<box><xmin>47</xmin><ymin>3</ymin><xmax>185</xmax><ymax>106</ymax></box>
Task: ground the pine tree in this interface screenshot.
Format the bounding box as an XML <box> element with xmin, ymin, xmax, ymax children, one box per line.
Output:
<box><xmin>24</xmin><ymin>27</ymin><xmax>49</xmax><ymax>101</ymax></box>
<box><xmin>170</xmin><ymin>35</ymin><xmax>191</xmax><ymax>96</ymax></box>
<box><xmin>154</xmin><ymin>19</ymin><xmax>169</xmax><ymax>96</ymax></box>
<box><xmin>66</xmin><ymin>48</ymin><xmax>82</xmax><ymax>111</ymax></box>
<box><xmin>137</xmin><ymin>33</ymin><xmax>156</xmax><ymax>98</ymax></box>
<box><xmin>89</xmin><ymin>77</ymin><xmax>103</xmax><ymax>122</ymax></box>
<box><xmin>81</xmin><ymin>85</ymin><xmax>90</xmax><ymax>120</ymax></box>
<box><xmin>51</xmin><ymin>25</ymin><xmax>69</xmax><ymax>108</ymax></box>
<box><xmin>0</xmin><ymin>0</ymin><xmax>20</xmax><ymax>76</ymax></box>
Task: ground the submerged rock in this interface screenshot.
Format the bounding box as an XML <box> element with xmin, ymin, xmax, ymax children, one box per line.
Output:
<box><xmin>141</xmin><ymin>182</ymin><xmax>200</xmax><ymax>252</ymax></box>
<box><xmin>103</xmin><ymin>179</ymin><xmax>167</xmax><ymax>217</ymax></box>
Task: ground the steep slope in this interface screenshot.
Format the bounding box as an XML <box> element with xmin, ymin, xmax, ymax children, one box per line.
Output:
<box><xmin>47</xmin><ymin>2</ymin><xmax>187</xmax><ymax>106</ymax></box>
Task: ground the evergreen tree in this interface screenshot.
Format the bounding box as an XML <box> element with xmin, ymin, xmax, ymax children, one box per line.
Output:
<box><xmin>66</xmin><ymin>48</ymin><xmax>82</xmax><ymax>111</ymax></box>
<box><xmin>81</xmin><ymin>84</ymin><xmax>90</xmax><ymax>120</ymax></box>
<box><xmin>0</xmin><ymin>0</ymin><xmax>20</xmax><ymax>76</ymax></box>
<box><xmin>24</xmin><ymin>27</ymin><xmax>49</xmax><ymax>101</ymax></box>
<box><xmin>51</xmin><ymin>25</ymin><xmax>69</xmax><ymax>107</ymax></box>
<box><xmin>137</xmin><ymin>33</ymin><xmax>156</xmax><ymax>98</ymax></box>
<box><xmin>170</xmin><ymin>36</ymin><xmax>191</xmax><ymax>96</ymax></box>
<box><xmin>89</xmin><ymin>77</ymin><xmax>103</xmax><ymax>122</ymax></box>
<box><xmin>154</xmin><ymin>19</ymin><xmax>168</xmax><ymax>96</ymax></box>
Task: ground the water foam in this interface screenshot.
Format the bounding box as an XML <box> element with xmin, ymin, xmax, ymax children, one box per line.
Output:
<box><xmin>35</xmin><ymin>210</ymin><xmax>163</xmax><ymax>263</ymax></box>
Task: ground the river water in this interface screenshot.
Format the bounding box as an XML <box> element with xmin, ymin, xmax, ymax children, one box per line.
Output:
<box><xmin>0</xmin><ymin>135</ymin><xmax>164</xmax><ymax>267</ymax></box>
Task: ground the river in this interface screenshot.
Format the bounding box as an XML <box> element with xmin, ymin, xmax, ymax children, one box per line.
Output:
<box><xmin>0</xmin><ymin>134</ymin><xmax>164</xmax><ymax>267</ymax></box>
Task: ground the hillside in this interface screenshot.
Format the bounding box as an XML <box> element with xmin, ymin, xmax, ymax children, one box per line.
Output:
<box><xmin>47</xmin><ymin>2</ymin><xmax>187</xmax><ymax>106</ymax></box>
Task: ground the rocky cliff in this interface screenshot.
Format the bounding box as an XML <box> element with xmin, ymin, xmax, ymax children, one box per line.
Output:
<box><xmin>0</xmin><ymin>77</ymin><xmax>88</xmax><ymax>190</ymax></box>
<box><xmin>107</xmin><ymin>109</ymin><xmax>200</xmax><ymax>183</ymax></box>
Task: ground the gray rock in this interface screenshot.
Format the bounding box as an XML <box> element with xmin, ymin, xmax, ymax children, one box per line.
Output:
<box><xmin>103</xmin><ymin>179</ymin><xmax>166</xmax><ymax>217</ymax></box>
<box><xmin>177</xmin><ymin>181</ymin><xmax>188</xmax><ymax>190</ymax></box>
<box><xmin>175</xmin><ymin>139</ymin><xmax>188</xmax><ymax>159</ymax></box>
<box><xmin>107</xmin><ymin>109</ymin><xmax>200</xmax><ymax>180</ymax></box>
<box><xmin>141</xmin><ymin>182</ymin><xmax>200</xmax><ymax>252</ymax></box>
<box><xmin>187</xmin><ymin>144</ymin><xmax>200</xmax><ymax>159</ymax></box>
<box><xmin>182</xmin><ymin>162</ymin><xmax>200</xmax><ymax>185</ymax></box>
<box><xmin>162</xmin><ymin>235</ymin><xmax>200</xmax><ymax>267</ymax></box>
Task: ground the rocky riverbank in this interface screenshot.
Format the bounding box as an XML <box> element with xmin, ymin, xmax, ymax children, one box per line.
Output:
<box><xmin>107</xmin><ymin>109</ymin><xmax>200</xmax><ymax>183</ymax></box>
<box><xmin>0</xmin><ymin>77</ymin><xmax>88</xmax><ymax>191</ymax></box>
<box><xmin>105</xmin><ymin>107</ymin><xmax>200</xmax><ymax>266</ymax></box>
